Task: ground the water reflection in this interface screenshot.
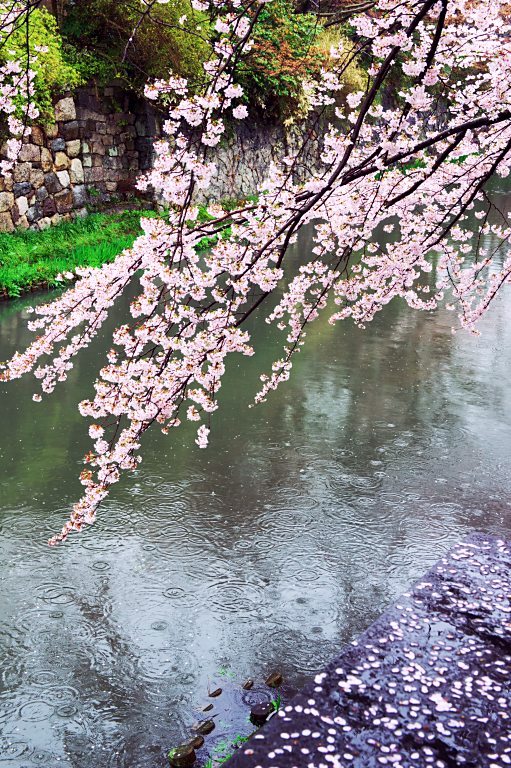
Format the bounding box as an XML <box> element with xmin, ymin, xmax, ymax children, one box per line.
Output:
<box><xmin>1</xmin><ymin>191</ymin><xmax>511</xmax><ymax>766</ymax></box>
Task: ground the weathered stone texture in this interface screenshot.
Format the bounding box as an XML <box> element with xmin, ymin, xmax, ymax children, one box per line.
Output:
<box><xmin>84</xmin><ymin>167</ymin><xmax>105</xmax><ymax>183</ymax></box>
<box><xmin>45</xmin><ymin>123</ymin><xmax>59</xmax><ymax>139</ymax></box>
<box><xmin>0</xmin><ymin>85</ymin><xmax>157</xmax><ymax>231</ymax></box>
<box><xmin>16</xmin><ymin>215</ymin><xmax>29</xmax><ymax>230</ymax></box>
<box><xmin>42</xmin><ymin>197</ymin><xmax>57</xmax><ymax>217</ymax></box>
<box><xmin>62</xmin><ymin>121</ymin><xmax>80</xmax><ymax>141</ymax></box>
<box><xmin>54</xmin><ymin>97</ymin><xmax>76</xmax><ymax>122</ymax></box>
<box><xmin>54</xmin><ymin>190</ymin><xmax>73</xmax><ymax>213</ymax></box>
<box><xmin>16</xmin><ymin>196</ymin><xmax>29</xmax><ymax>216</ymax></box>
<box><xmin>13</xmin><ymin>163</ymin><xmax>31</xmax><ymax>183</ymax></box>
<box><xmin>18</xmin><ymin>144</ymin><xmax>40</xmax><ymax>163</ymax></box>
<box><xmin>69</xmin><ymin>158</ymin><xmax>84</xmax><ymax>184</ymax></box>
<box><xmin>54</xmin><ymin>151</ymin><xmax>70</xmax><ymax>171</ymax></box>
<box><xmin>30</xmin><ymin>169</ymin><xmax>45</xmax><ymax>189</ymax></box>
<box><xmin>30</xmin><ymin>126</ymin><xmax>45</xmax><ymax>146</ymax></box>
<box><xmin>38</xmin><ymin>217</ymin><xmax>52</xmax><ymax>230</ymax></box>
<box><xmin>66</xmin><ymin>140</ymin><xmax>81</xmax><ymax>158</ymax></box>
<box><xmin>40</xmin><ymin>148</ymin><xmax>53</xmax><ymax>172</ymax></box>
<box><xmin>13</xmin><ymin>182</ymin><xmax>31</xmax><ymax>198</ymax></box>
<box><xmin>72</xmin><ymin>185</ymin><xmax>88</xmax><ymax>207</ymax></box>
<box><xmin>44</xmin><ymin>173</ymin><xmax>62</xmax><ymax>195</ymax></box>
<box><xmin>0</xmin><ymin>211</ymin><xmax>14</xmax><ymax>231</ymax></box>
<box><xmin>56</xmin><ymin>170</ymin><xmax>71</xmax><ymax>188</ymax></box>
<box><xmin>26</xmin><ymin>205</ymin><xmax>42</xmax><ymax>224</ymax></box>
<box><xmin>51</xmin><ymin>138</ymin><xmax>66</xmax><ymax>153</ymax></box>
<box><xmin>0</xmin><ymin>192</ymin><xmax>14</xmax><ymax>212</ymax></box>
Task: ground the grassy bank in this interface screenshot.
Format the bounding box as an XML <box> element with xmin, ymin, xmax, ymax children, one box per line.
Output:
<box><xmin>0</xmin><ymin>210</ymin><xmax>155</xmax><ymax>299</ymax></box>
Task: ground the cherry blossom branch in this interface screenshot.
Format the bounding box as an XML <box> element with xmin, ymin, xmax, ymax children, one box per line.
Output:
<box><xmin>2</xmin><ymin>0</ymin><xmax>511</xmax><ymax>544</ymax></box>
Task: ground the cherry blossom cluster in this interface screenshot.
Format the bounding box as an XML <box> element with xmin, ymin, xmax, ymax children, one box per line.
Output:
<box><xmin>2</xmin><ymin>0</ymin><xmax>511</xmax><ymax>543</ymax></box>
<box><xmin>0</xmin><ymin>2</ymin><xmax>39</xmax><ymax>173</ymax></box>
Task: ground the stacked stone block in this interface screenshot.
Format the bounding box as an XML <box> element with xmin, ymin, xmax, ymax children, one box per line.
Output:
<box><xmin>74</xmin><ymin>85</ymin><xmax>149</xmax><ymax>198</ymax></box>
<box><xmin>0</xmin><ymin>85</ymin><xmax>158</xmax><ymax>232</ymax></box>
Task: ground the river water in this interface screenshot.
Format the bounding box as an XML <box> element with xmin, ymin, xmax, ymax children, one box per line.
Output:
<box><xmin>1</xmin><ymin>191</ymin><xmax>511</xmax><ymax>767</ymax></box>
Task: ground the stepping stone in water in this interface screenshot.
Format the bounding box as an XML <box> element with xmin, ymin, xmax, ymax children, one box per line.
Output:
<box><xmin>250</xmin><ymin>702</ymin><xmax>274</xmax><ymax>726</ymax></box>
<box><xmin>168</xmin><ymin>744</ymin><xmax>196</xmax><ymax>768</ymax></box>
<box><xmin>264</xmin><ymin>672</ymin><xmax>283</xmax><ymax>688</ymax></box>
<box><xmin>187</xmin><ymin>735</ymin><xmax>204</xmax><ymax>750</ymax></box>
<box><xmin>193</xmin><ymin>719</ymin><xmax>215</xmax><ymax>735</ymax></box>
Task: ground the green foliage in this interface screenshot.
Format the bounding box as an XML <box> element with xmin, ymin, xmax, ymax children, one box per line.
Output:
<box><xmin>236</xmin><ymin>10</ymin><xmax>367</xmax><ymax>116</ymax></box>
<box><xmin>0</xmin><ymin>3</ymin><xmax>372</xmax><ymax>128</ymax></box>
<box><xmin>202</xmin><ymin>734</ymin><xmax>250</xmax><ymax>768</ymax></box>
<box><xmin>216</xmin><ymin>665</ymin><xmax>237</xmax><ymax>679</ymax></box>
<box><xmin>189</xmin><ymin>201</ymin><xmax>253</xmax><ymax>251</ymax></box>
<box><xmin>2</xmin><ymin>3</ymin><xmax>368</xmax><ymax>121</ymax></box>
<box><xmin>271</xmin><ymin>692</ymin><xmax>282</xmax><ymax>712</ymax></box>
<box><xmin>60</xmin><ymin>43</ymin><xmax>118</xmax><ymax>88</ymax></box>
<box><xmin>314</xmin><ymin>27</ymin><xmax>367</xmax><ymax>99</ymax></box>
<box><xmin>62</xmin><ymin>0</ymin><xmax>211</xmax><ymax>90</ymax></box>
<box><xmin>3</xmin><ymin>8</ymin><xmax>84</xmax><ymax>123</ymax></box>
<box><xmin>237</xmin><ymin>0</ymin><xmax>321</xmax><ymax>114</ymax></box>
<box><xmin>0</xmin><ymin>210</ymin><xmax>155</xmax><ymax>298</ymax></box>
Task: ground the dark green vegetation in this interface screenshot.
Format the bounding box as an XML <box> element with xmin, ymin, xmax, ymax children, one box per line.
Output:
<box><xmin>237</xmin><ymin>0</ymin><xmax>324</xmax><ymax>115</ymax></box>
<box><xmin>6</xmin><ymin>2</ymin><xmax>365</xmax><ymax>122</ymax></box>
<box><xmin>62</xmin><ymin>0</ymin><xmax>210</xmax><ymax>91</ymax></box>
<box><xmin>0</xmin><ymin>210</ymin><xmax>154</xmax><ymax>298</ymax></box>
<box><xmin>61</xmin><ymin>0</ymin><xmax>326</xmax><ymax>110</ymax></box>
<box><xmin>62</xmin><ymin>0</ymin><xmax>365</xmax><ymax>115</ymax></box>
<box><xmin>5</xmin><ymin>7</ymin><xmax>83</xmax><ymax>123</ymax></box>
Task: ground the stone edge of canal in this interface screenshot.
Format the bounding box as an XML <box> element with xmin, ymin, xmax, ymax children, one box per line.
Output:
<box><xmin>224</xmin><ymin>533</ymin><xmax>511</xmax><ymax>768</ymax></box>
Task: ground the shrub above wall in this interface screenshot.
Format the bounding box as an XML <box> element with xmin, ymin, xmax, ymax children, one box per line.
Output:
<box><xmin>2</xmin><ymin>7</ymin><xmax>85</xmax><ymax>125</ymax></box>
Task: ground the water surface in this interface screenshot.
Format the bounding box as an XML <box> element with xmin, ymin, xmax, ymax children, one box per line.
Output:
<box><xmin>1</xmin><ymin>193</ymin><xmax>511</xmax><ymax>767</ymax></box>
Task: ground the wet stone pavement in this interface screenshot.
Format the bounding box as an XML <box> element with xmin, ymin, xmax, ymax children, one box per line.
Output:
<box><xmin>227</xmin><ymin>534</ymin><xmax>511</xmax><ymax>768</ymax></box>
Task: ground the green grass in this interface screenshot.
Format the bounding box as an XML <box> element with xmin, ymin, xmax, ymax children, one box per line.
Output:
<box><xmin>271</xmin><ymin>692</ymin><xmax>282</xmax><ymax>712</ymax></box>
<box><xmin>0</xmin><ymin>199</ymin><xmax>247</xmax><ymax>300</ymax></box>
<box><xmin>0</xmin><ymin>209</ymin><xmax>156</xmax><ymax>299</ymax></box>
<box><xmin>201</xmin><ymin>735</ymin><xmax>251</xmax><ymax>768</ymax></box>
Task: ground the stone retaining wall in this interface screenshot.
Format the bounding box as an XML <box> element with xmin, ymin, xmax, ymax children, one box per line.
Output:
<box><xmin>0</xmin><ymin>85</ymin><xmax>323</xmax><ymax>231</ymax></box>
<box><xmin>191</xmin><ymin>119</ymin><xmax>324</xmax><ymax>204</ymax></box>
<box><xmin>149</xmin><ymin>118</ymin><xmax>326</xmax><ymax>206</ymax></box>
<box><xmin>0</xmin><ymin>85</ymin><xmax>159</xmax><ymax>232</ymax></box>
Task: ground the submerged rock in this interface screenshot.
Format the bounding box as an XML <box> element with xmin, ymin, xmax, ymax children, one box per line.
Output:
<box><xmin>187</xmin><ymin>735</ymin><xmax>204</xmax><ymax>750</ymax></box>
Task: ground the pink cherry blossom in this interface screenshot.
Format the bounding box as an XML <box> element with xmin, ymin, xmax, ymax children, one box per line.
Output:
<box><xmin>2</xmin><ymin>0</ymin><xmax>511</xmax><ymax>544</ymax></box>
<box><xmin>232</xmin><ymin>104</ymin><xmax>248</xmax><ymax>119</ymax></box>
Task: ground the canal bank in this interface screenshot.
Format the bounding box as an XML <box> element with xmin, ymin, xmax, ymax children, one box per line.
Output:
<box><xmin>227</xmin><ymin>534</ymin><xmax>511</xmax><ymax>768</ymax></box>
